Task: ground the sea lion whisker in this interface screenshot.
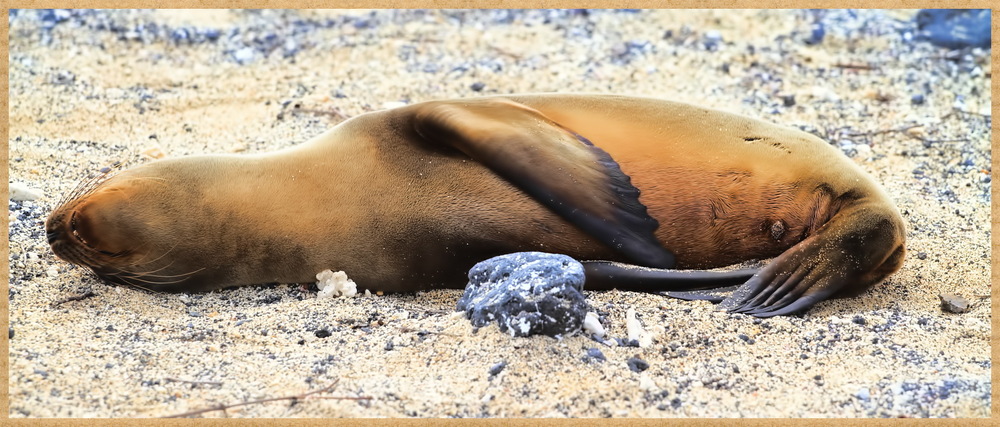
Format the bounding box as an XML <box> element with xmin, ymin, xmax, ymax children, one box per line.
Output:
<box><xmin>122</xmin><ymin>258</ymin><xmax>178</xmax><ymax>275</ymax></box>
<box><xmin>121</xmin><ymin>266</ymin><xmax>206</xmax><ymax>280</ymax></box>
<box><xmin>103</xmin><ymin>272</ymin><xmax>157</xmax><ymax>293</ymax></box>
<box><xmin>64</xmin><ymin>244</ymin><xmax>102</xmax><ymax>271</ymax></box>
<box><xmin>59</xmin><ymin>162</ymin><xmax>124</xmax><ymax>206</ymax></box>
<box><xmin>115</xmin><ymin>270</ymin><xmax>198</xmax><ymax>286</ymax></box>
<box><xmin>124</xmin><ymin>242</ymin><xmax>181</xmax><ymax>269</ymax></box>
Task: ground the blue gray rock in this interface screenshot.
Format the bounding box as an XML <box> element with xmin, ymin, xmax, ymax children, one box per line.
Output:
<box><xmin>455</xmin><ymin>252</ymin><xmax>590</xmax><ymax>338</ymax></box>
<box><xmin>915</xmin><ymin>9</ymin><xmax>991</xmax><ymax>49</ymax></box>
<box><xmin>805</xmin><ymin>22</ymin><xmax>825</xmax><ymax>45</ymax></box>
<box><xmin>584</xmin><ymin>348</ymin><xmax>606</xmax><ymax>362</ymax></box>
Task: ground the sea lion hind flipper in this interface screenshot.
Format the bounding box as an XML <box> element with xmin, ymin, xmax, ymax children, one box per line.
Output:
<box><xmin>412</xmin><ymin>98</ymin><xmax>675</xmax><ymax>268</ymax></box>
<box><xmin>581</xmin><ymin>261</ymin><xmax>757</xmax><ymax>293</ymax></box>
<box><xmin>719</xmin><ymin>203</ymin><xmax>906</xmax><ymax>317</ymax></box>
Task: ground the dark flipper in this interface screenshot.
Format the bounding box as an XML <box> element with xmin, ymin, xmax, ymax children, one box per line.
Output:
<box><xmin>411</xmin><ymin>98</ymin><xmax>674</xmax><ymax>268</ymax></box>
<box><xmin>719</xmin><ymin>203</ymin><xmax>906</xmax><ymax>317</ymax></box>
<box><xmin>582</xmin><ymin>260</ymin><xmax>757</xmax><ymax>294</ymax></box>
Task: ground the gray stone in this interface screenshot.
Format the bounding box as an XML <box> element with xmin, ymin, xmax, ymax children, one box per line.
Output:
<box><xmin>455</xmin><ymin>252</ymin><xmax>590</xmax><ymax>338</ymax></box>
<box><xmin>939</xmin><ymin>293</ymin><xmax>971</xmax><ymax>313</ymax></box>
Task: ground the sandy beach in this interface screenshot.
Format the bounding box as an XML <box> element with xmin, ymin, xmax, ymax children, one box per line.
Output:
<box><xmin>6</xmin><ymin>9</ymin><xmax>991</xmax><ymax>417</ymax></box>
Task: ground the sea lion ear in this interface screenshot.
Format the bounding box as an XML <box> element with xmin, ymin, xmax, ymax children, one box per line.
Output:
<box><xmin>411</xmin><ymin>98</ymin><xmax>675</xmax><ymax>268</ymax></box>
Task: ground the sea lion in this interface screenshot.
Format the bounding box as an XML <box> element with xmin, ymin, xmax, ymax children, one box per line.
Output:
<box><xmin>45</xmin><ymin>94</ymin><xmax>906</xmax><ymax>317</ymax></box>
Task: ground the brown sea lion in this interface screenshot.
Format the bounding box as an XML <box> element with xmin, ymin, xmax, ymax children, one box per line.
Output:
<box><xmin>45</xmin><ymin>94</ymin><xmax>906</xmax><ymax>317</ymax></box>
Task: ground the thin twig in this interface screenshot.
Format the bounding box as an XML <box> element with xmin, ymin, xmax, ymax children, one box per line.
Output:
<box><xmin>311</xmin><ymin>396</ymin><xmax>374</xmax><ymax>401</ymax></box>
<box><xmin>490</xmin><ymin>45</ymin><xmax>523</xmax><ymax>60</ymax></box>
<box><xmin>845</xmin><ymin>124</ymin><xmax>922</xmax><ymax>138</ymax></box>
<box><xmin>164</xmin><ymin>377</ymin><xmax>224</xmax><ymax>387</ymax></box>
<box><xmin>399</xmin><ymin>326</ymin><xmax>459</xmax><ymax>337</ymax></box>
<box><xmin>844</xmin><ymin>124</ymin><xmax>970</xmax><ymax>144</ymax></box>
<box><xmin>52</xmin><ymin>290</ymin><xmax>97</xmax><ymax>306</ymax></box>
<box><xmin>952</xmin><ymin>107</ymin><xmax>992</xmax><ymax>119</ymax></box>
<box><xmin>163</xmin><ymin>379</ymin><xmax>368</xmax><ymax>418</ymax></box>
<box><xmin>293</xmin><ymin>107</ymin><xmax>349</xmax><ymax>120</ymax></box>
<box><xmin>834</xmin><ymin>62</ymin><xmax>877</xmax><ymax>71</ymax></box>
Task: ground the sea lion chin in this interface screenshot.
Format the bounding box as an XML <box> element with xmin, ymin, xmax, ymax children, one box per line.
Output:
<box><xmin>46</xmin><ymin>94</ymin><xmax>906</xmax><ymax>317</ymax></box>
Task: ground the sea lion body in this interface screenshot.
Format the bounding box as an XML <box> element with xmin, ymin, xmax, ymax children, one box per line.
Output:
<box><xmin>46</xmin><ymin>94</ymin><xmax>905</xmax><ymax>317</ymax></box>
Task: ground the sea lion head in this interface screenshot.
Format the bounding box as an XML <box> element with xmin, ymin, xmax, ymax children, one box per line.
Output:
<box><xmin>45</xmin><ymin>163</ymin><xmax>211</xmax><ymax>292</ymax></box>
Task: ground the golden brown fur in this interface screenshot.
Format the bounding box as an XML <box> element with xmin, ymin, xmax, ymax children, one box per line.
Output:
<box><xmin>46</xmin><ymin>94</ymin><xmax>906</xmax><ymax>317</ymax></box>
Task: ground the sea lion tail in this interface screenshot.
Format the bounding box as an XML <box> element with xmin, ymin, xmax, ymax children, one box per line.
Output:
<box><xmin>582</xmin><ymin>261</ymin><xmax>757</xmax><ymax>302</ymax></box>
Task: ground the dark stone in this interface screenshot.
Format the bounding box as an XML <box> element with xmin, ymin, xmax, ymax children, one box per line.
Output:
<box><xmin>384</xmin><ymin>340</ymin><xmax>394</xmax><ymax>351</ymax></box>
<box><xmin>852</xmin><ymin>315</ymin><xmax>866</xmax><ymax>325</ymax></box>
<box><xmin>915</xmin><ymin>9</ymin><xmax>991</xmax><ymax>49</ymax></box>
<box><xmin>314</xmin><ymin>329</ymin><xmax>331</xmax><ymax>339</ymax></box>
<box><xmin>911</xmin><ymin>94</ymin><xmax>925</xmax><ymax>105</ymax></box>
<box><xmin>805</xmin><ymin>22</ymin><xmax>825</xmax><ymax>45</ymax></box>
<box><xmin>916</xmin><ymin>252</ymin><xmax>928</xmax><ymax>260</ymax></box>
<box><xmin>627</xmin><ymin>357</ymin><xmax>649</xmax><ymax>372</ymax></box>
<box><xmin>489</xmin><ymin>361</ymin><xmax>506</xmax><ymax>376</ymax></box>
<box><xmin>8</xmin><ymin>328</ymin><xmax>13</xmax><ymax>339</ymax></box>
<box><xmin>204</xmin><ymin>29</ymin><xmax>221</xmax><ymax>41</ymax></box>
<box><xmin>782</xmin><ymin>95</ymin><xmax>796</xmax><ymax>107</ymax></box>
<box><xmin>939</xmin><ymin>293</ymin><xmax>971</xmax><ymax>313</ymax></box>
<box><xmin>671</xmin><ymin>397</ymin><xmax>682</xmax><ymax>409</ymax></box>
<box><xmin>456</xmin><ymin>252</ymin><xmax>590</xmax><ymax>338</ymax></box>
<box><xmin>615</xmin><ymin>338</ymin><xmax>640</xmax><ymax>347</ymax></box>
<box><xmin>470</xmin><ymin>82</ymin><xmax>485</xmax><ymax>92</ymax></box>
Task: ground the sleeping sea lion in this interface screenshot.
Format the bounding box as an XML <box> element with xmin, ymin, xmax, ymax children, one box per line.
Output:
<box><xmin>45</xmin><ymin>94</ymin><xmax>906</xmax><ymax>317</ymax></box>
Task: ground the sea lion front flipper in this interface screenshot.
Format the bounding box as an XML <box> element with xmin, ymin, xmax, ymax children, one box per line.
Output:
<box><xmin>718</xmin><ymin>203</ymin><xmax>906</xmax><ymax>317</ymax></box>
<box><xmin>411</xmin><ymin>98</ymin><xmax>675</xmax><ymax>268</ymax></box>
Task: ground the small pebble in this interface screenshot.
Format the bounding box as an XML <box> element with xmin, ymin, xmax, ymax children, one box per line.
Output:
<box><xmin>585</xmin><ymin>348</ymin><xmax>606</xmax><ymax>362</ymax></box>
<box><xmin>627</xmin><ymin>357</ymin><xmax>649</xmax><ymax>373</ymax></box>
<box><xmin>805</xmin><ymin>22</ymin><xmax>825</xmax><ymax>45</ymax></box>
<box><xmin>489</xmin><ymin>361</ymin><xmax>506</xmax><ymax>376</ymax></box>
<box><xmin>939</xmin><ymin>293</ymin><xmax>971</xmax><ymax>313</ymax></box>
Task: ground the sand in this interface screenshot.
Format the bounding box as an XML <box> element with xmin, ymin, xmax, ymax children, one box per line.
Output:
<box><xmin>6</xmin><ymin>9</ymin><xmax>991</xmax><ymax>418</ymax></box>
